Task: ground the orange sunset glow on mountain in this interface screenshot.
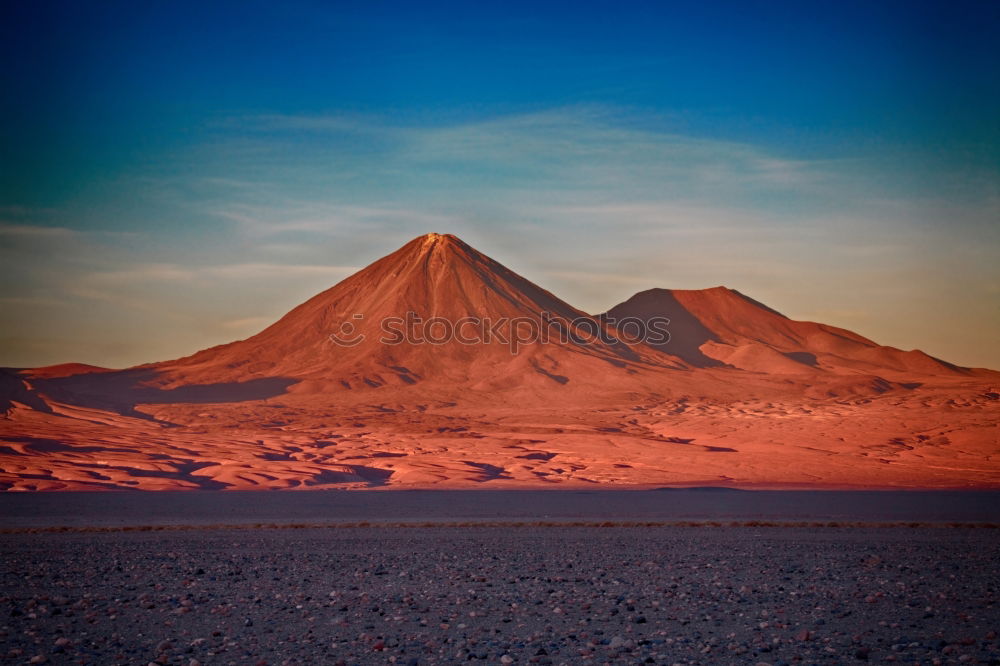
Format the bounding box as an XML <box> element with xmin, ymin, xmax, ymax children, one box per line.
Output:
<box><xmin>3</xmin><ymin>233</ymin><xmax>996</xmax><ymax>491</ymax></box>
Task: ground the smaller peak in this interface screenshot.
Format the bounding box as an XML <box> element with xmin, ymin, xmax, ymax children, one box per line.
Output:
<box><xmin>631</xmin><ymin>286</ymin><xmax>732</xmax><ymax>300</ymax></box>
<box><xmin>674</xmin><ymin>286</ymin><xmax>733</xmax><ymax>295</ymax></box>
<box><xmin>676</xmin><ymin>286</ymin><xmax>743</xmax><ymax>299</ymax></box>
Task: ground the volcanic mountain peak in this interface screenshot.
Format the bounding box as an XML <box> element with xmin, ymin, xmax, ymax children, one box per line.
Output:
<box><xmin>618</xmin><ymin>286</ymin><xmax>787</xmax><ymax>319</ymax></box>
<box><xmin>606</xmin><ymin>285</ymin><xmax>979</xmax><ymax>378</ymax></box>
<box><xmin>400</xmin><ymin>232</ymin><xmax>467</xmax><ymax>263</ymax></box>
<box><xmin>9</xmin><ymin>232</ymin><xmax>992</xmax><ymax>415</ymax></box>
<box><xmin>416</xmin><ymin>231</ymin><xmax>459</xmax><ymax>250</ymax></box>
<box><xmin>142</xmin><ymin>233</ymin><xmax>652</xmax><ymax>392</ymax></box>
<box><xmin>315</xmin><ymin>232</ymin><xmax>584</xmax><ymax>321</ymax></box>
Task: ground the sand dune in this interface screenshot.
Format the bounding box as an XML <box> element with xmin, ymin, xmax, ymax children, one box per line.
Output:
<box><xmin>2</xmin><ymin>233</ymin><xmax>997</xmax><ymax>491</ymax></box>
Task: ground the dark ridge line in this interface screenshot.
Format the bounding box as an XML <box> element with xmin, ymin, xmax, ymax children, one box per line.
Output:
<box><xmin>2</xmin><ymin>520</ymin><xmax>999</xmax><ymax>534</ymax></box>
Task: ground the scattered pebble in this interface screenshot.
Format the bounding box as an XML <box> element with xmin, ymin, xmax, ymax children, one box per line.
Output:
<box><xmin>2</xmin><ymin>527</ymin><xmax>997</xmax><ymax>664</ymax></box>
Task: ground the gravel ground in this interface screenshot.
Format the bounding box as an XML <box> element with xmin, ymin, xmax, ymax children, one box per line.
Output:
<box><xmin>2</xmin><ymin>527</ymin><xmax>998</xmax><ymax>665</ymax></box>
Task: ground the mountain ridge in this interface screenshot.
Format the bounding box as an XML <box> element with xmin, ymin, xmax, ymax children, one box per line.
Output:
<box><xmin>605</xmin><ymin>286</ymin><xmax>979</xmax><ymax>378</ymax></box>
<box><xmin>6</xmin><ymin>233</ymin><xmax>995</xmax><ymax>413</ymax></box>
<box><xmin>2</xmin><ymin>233</ymin><xmax>997</xmax><ymax>491</ymax></box>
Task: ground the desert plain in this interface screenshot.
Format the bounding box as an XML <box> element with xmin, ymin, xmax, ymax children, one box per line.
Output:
<box><xmin>3</xmin><ymin>521</ymin><xmax>1000</xmax><ymax>666</ymax></box>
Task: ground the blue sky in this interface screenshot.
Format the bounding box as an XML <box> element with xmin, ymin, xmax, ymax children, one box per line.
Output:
<box><xmin>1</xmin><ymin>0</ymin><xmax>998</xmax><ymax>368</ymax></box>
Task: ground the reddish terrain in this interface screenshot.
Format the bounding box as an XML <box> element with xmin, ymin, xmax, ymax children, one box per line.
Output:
<box><xmin>2</xmin><ymin>233</ymin><xmax>997</xmax><ymax>490</ymax></box>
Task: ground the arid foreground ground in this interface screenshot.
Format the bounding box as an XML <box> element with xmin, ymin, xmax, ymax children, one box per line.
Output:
<box><xmin>3</xmin><ymin>388</ymin><xmax>999</xmax><ymax>491</ymax></box>
<box><xmin>3</xmin><ymin>526</ymin><xmax>999</xmax><ymax>665</ymax></box>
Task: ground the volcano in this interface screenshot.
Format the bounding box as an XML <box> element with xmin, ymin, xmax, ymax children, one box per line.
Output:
<box><xmin>144</xmin><ymin>232</ymin><xmax>677</xmax><ymax>400</ymax></box>
<box><xmin>2</xmin><ymin>233</ymin><xmax>998</xmax><ymax>491</ymax></box>
<box><xmin>606</xmin><ymin>287</ymin><xmax>974</xmax><ymax>378</ymax></box>
<box><xmin>21</xmin><ymin>233</ymin><xmax>681</xmax><ymax>413</ymax></box>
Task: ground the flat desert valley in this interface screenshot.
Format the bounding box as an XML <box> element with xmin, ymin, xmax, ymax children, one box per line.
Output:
<box><xmin>3</xmin><ymin>491</ymin><xmax>1000</xmax><ymax>665</ymax></box>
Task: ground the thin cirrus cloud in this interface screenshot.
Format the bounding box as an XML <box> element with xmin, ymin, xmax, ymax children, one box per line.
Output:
<box><xmin>227</xmin><ymin>108</ymin><xmax>834</xmax><ymax>202</ymax></box>
<box><xmin>0</xmin><ymin>107</ymin><xmax>997</xmax><ymax>369</ymax></box>
<box><xmin>79</xmin><ymin>263</ymin><xmax>361</xmax><ymax>284</ymax></box>
<box><xmin>0</xmin><ymin>215</ymin><xmax>362</xmax><ymax>366</ymax></box>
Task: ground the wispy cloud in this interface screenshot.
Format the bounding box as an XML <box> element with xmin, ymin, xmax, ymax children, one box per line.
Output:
<box><xmin>80</xmin><ymin>262</ymin><xmax>360</xmax><ymax>285</ymax></box>
<box><xmin>0</xmin><ymin>295</ymin><xmax>69</xmax><ymax>308</ymax></box>
<box><xmin>192</xmin><ymin>107</ymin><xmax>845</xmax><ymax>215</ymax></box>
<box><xmin>543</xmin><ymin>270</ymin><xmax>655</xmax><ymax>286</ymax></box>
<box><xmin>214</xmin><ymin>203</ymin><xmax>462</xmax><ymax>238</ymax></box>
<box><xmin>220</xmin><ymin>316</ymin><xmax>273</xmax><ymax>330</ymax></box>
<box><xmin>0</xmin><ymin>223</ymin><xmax>78</xmax><ymax>238</ymax></box>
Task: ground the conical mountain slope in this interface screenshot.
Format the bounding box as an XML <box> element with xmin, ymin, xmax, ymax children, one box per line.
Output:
<box><xmin>605</xmin><ymin>287</ymin><xmax>978</xmax><ymax>378</ymax></box>
<box><xmin>136</xmin><ymin>234</ymin><xmax>676</xmax><ymax>400</ymax></box>
<box><xmin>14</xmin><ymin>236</ymin><xmax>993</xmax><ymax>417</ymax></box>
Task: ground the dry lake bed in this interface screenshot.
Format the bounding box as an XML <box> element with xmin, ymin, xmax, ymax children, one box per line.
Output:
<box><xmin>2</xmin><ymin>491</ymin><xmax>999</xmax><ymax>665</ymax></box>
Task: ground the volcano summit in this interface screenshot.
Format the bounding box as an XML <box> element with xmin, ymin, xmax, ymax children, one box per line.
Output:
<box><xmin>1</xmin><ymin>234</ymin><xmax>997</xmax><ymax>491</ymax></box>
